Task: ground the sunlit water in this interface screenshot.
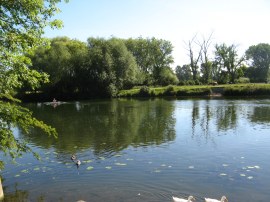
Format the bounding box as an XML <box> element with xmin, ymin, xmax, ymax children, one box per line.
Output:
<box><xmin>1</xmin><ymin>98</ymin><xmax>270</xmax><ymax>201</ymax></box>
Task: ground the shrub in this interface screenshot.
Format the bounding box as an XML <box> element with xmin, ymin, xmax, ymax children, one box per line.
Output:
<box><xmin>139</xmin><ymin>86</ymin><xmax>151</xmax><ymax>97</ymax></box>
<box><xmin>163</xmin><ymin>85</ymin><xmax>175</xmax><ymax>96</ymax></box>
<box><xmin>235</xmin><ymin>77</ymin><xmax>250</xmax><ymax>84</ymax></box>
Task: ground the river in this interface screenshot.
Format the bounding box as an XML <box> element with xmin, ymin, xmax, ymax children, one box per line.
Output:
<box><xmin>1</xmin><ymin>98</ymin><xmax>270</xmax><ymax>201</ymax></box>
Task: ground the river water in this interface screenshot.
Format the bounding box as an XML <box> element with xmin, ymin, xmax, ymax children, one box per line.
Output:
<box><xmin>1</xmin><ymin>98</ymin><xmax>270</xmax><ymax>201</ymax></box>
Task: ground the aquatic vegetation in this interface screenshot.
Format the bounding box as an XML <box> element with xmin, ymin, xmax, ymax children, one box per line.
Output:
<box><xmin>33</xmin><ymin>167</ymin><xmax>40</xmax><ymax>171</ymax></box>
<box><xmin>21</xmin><ymin>169</ymin><xmax>29</xmax><ymax>173</ymax></box>
<box><xmin>105</xmin><ymin>166</ymin><xmax>112</xmax><ymax>170</ymax></box>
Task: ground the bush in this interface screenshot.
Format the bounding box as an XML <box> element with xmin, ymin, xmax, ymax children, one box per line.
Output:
<box><xmin>235</xmin><ymin>77</ymin><xmax>250</xmax><ymax>84</ymax></box>
<box><xmin>139</xmin><ymin>86</ymin><xmax>151</xmax><ymax>97</ymax></box>
<box><xmin>163</xmin><ymin>85</ymin><xmax>175</xmax><ymax>96</ymax></box>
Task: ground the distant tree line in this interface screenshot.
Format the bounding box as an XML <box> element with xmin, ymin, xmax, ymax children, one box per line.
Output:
<box><xmin>176</xmin><ymin>35</ymin><xmax>270</xmax><ymax>85</ymax></box>
<box><xmin>26</xmin><ymin>36</ymin><xmax>270</xmax><ymax>98</ymax></box>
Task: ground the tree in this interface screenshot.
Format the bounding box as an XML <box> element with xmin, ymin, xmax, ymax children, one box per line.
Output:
<box><xmin>245</xmin><ymin>43</ymin><xmax>270</xmax><ymax>83</ymax></box>
<box><xmin>30</xmin><ymin>37</ymin><xmax>88</xmax><ymax>96</ymax></box>
<box><xmin>86</xmin><ymin>37</ymin><xmax>139</xmax><ymax>97</ymax></box>
<box><xmin>125</xmin><ymin>37</ymin><xmax>175</xmax><ymax>85</ymax></box>
<box><xmin>185</xmin><ymin>35</ymin><xmax>202</xmax><ymax>81</ymax></box>
<box><xmin>175</xmin><ymin>64</ymin><xmax>192</xmax><ymax>82</ymax></box>
<box><xmin>0</xmin><ymin>0</ymin><xmax>66</xmax><ymax>169</ymax></box>
<box><xmin>214</xmin><ymin>43</ymin><xmax>245</xmax><ymax>83</ymax></box>
<box><xmin>199</xmin><ymin>33</ymin><xmax>214</xmax><ymax>84</ymax></box>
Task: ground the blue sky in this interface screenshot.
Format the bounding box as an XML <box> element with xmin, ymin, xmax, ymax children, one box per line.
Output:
<box><xmin>45</xmin><ymin>0</ymin><xmax>270</xmax><ymax>66</ymax></box>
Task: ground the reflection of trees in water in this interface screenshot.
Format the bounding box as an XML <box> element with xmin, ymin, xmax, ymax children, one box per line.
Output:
<box><xmin>2</xmin><ymin>181</ymin><xmax>29</xmax><ymax>201</ymax></box>
<box><xmin>249</xmin><ymin>107</ymin><xmax>270</xmax><ymax>123</ymax></box>
<box><xmin>216</xmin><ymin>105</ymin><xmax>237</xmax><ymax>131</ymax></box>
<box><xmin>21</xmin><ymin>99</ymin><xmax>176</xmax><ymax>155</ymax></box>
<box><xmin>190</xmin><ymin>100</ymin><xmax>238</xmax><ymax>144</ymax></box>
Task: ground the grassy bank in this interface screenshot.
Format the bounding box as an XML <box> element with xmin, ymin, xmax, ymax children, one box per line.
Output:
<box><xmin>118</xmin><ymin>83</ymin><xmax>270</xmax><ymax>98</ymax></box>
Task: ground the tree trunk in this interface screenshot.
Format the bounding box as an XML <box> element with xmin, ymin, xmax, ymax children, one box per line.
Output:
<box><xmin>0</xmin><ymin>177</ymin><xmax>3</xmax><ymax>200</ymax></box>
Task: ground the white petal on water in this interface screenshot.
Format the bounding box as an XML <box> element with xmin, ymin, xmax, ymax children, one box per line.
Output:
<box><xmin>105</xmin><ymin>166</ymin><xmax>112</xmax><ymax>170</ymax></box>
<box><xmin>219</xmin><ymin>173</ymin><xmax>227</xmax><ymax>176</ymax></box>
<box><xmin>247</xmin><ymin>166</ymin><xmax>254</xmax><ymax>169</ymax></box>
<box><xmin>154</xmin><ymin>169</ymin><xmax>161</xmax><ymax>173</ymax></box>
<box><xmin>82</xmin><ymin>160</ymin><xmax>92</xmax><ymax>163</ymax></box>
<box><xmin>115</xmin><ymin>163</ymin><xmax>127</xmax><ymax>166</ymax></box>
<box><xmin>247</xmin><ymin>176</ymin><xmax>253</xmax><ymax>179</ymax></box>
<box><xmin>241</xmin><ymin>157</ymin><xmax>245</xmax><ymax>159</ymax></box>
<box><xmin>168</xmin><ymin>165</ymin><xmax>172</xmax><ymax>168</ymax></box>
<box><xmin>114</xmin><ymin>154</ymin><xmax>122</xmax><ymax>157</ymax></box>
<box><xmin>246</xmin><ymin>170</ymin><xmax>251</xmax><ymax>172</ymax></box>
<box><xmin>222</xmin><ymin>164</ymin><xmax>229</xmax><ymax>167</ymax></box>
<box><xmin>161</xmin><ymin>164</ymin><xmax>166</xmax><ymax>167</ymax></box>
<box><xmin>15</xmin><ymin>174</ymin><xmax>20</xmax><ymax>177</ymax></box>
<box><xmin>240</xmin><ymin>174</ymin><xmax>246</xmax><ymax>177</ymax></box>
<box><xmin>242</xmin><ymin>167</ymin><xmax>247</xmax><ymax>170</ymax></box>
<box><xmin>254</xmin><ymin>165</ymin><xmax>260</xmax><ymax>169</ymax></box>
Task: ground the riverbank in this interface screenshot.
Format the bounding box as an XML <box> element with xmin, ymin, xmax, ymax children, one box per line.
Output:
<box><xmin>15</xmin><ymin>83</ymin><xmax>270</xmax><ymax>102</ymax></box>
<box><xmin>118</xmin><ymin>83</ymin><xmax>270</xmax><ymax>98</ymax></box>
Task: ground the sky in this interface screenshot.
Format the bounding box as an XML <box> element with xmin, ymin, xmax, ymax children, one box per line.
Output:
<box><xmin>45</xmin><ymin>0</ymin><xmax>270</xmax><ymax>66</ymax></box>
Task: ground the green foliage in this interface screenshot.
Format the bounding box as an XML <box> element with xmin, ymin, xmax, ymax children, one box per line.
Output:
<box><xmin>28</xmin><ymin>37</ymin><xmax>178</xmax><ymax>99</ymax></box>
<box><xmin>139</xmin><ymin>86</ymin><xmax>151</xmax><ymax>97</ymax></box>
<box><xmin>1</xmin><ymin>0</ymin><xmax>65</xmax><ymax>168</ymax></box>
<box><xmin>214</xmin><ymin>43</ymin><xmax>245</xmax><ymax>83</ymax></box>
<box><xmin>223</xmin><ymin>84</ymin><xmax>270</xmax><ymax>96</ymax></box>
<box><xmin>175</xmin><ymin>65</ymin><xmax>192</xmax><ymax>82</ymax></box>
<box><xmin>125</xmin><ymin>37</ymin><xmax>175</xmax><ymax>85</ymax></box>
<box><xmin>246</xmin><ymin>43</ymin><xmax>270</xmax><ymax>83</ymax></box>
<box><xmin>235</xmin><ymin>77</ymin><xmax>250</xmax><ymax>84</ymax></box>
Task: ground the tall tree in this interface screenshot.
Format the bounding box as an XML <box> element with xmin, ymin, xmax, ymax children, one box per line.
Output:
<box><xmin>86</xmin><ymin>37</ymin><xmax>139</xmax><ymax>97</ymax></box>
<box><xmin>175</xmin><ymin>64</ymin><xmax>192</xmax><ymax>82</ymax></box>
<box><xmin>125</xmin><ymin>37</ymin><xmax>174</xmax><ymax>85</ymax></box>
<box><xmin>185</xmin><ymin>35</ymin><xmax>202</xmax><ymax>81</ymax></box>
<box><xmin>214</xmin><ymin>44</ymin><xmax>245</xmax><ymax>83</ymax></box>
<box><xmin>199</xmin><ymin>33</ymin><xmax>213</xmax><ymax>84</ymax></box>
<box><xmin>0</xmin><ymin>0</ymin><xmax>66</xmax><ymax>169</ymax></box>
<box><xmin>245</xmin><ymin>43</ymin><xmax>270</xmax><ymax>83</ymax></box>
<box><xmin>30</xmin><ymin>37</ymin><xmax>88</xmax><ymax>95</ymax></box>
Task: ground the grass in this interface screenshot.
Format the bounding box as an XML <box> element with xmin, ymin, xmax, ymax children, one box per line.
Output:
<box><xmin>118</xmin><ymin>83</ymin><xmax>270</xmax><ymax>98</ymax></box>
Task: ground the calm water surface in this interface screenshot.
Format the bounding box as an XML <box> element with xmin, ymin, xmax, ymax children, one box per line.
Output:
<box><xmin>1</xmin><ymin>98</ymin><xmax>270</xmax><ymax>202</ymax></box>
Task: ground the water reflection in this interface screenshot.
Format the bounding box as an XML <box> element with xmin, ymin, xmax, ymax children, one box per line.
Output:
<box><xmin>22</xmin><ymin>99</ymin><xmax>176</xmax><ymax>155</ymax></box>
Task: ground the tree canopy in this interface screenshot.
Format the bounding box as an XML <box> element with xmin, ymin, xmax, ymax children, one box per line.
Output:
<box><xmin>246</xmin><ymin>43</ymin><xmax>270</xmax><ymax>83</ymax></box>
<box><xmin>0</xmin><ymin>0</ymin><xmax>66</xmax><ymax>169</ymax></box>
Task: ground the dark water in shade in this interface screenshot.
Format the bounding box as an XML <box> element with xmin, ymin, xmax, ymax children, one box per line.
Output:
<box><xmin>1</xmin><ymin>98</ymin><xmax>270</xmax><ymax>202</ymax></box>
